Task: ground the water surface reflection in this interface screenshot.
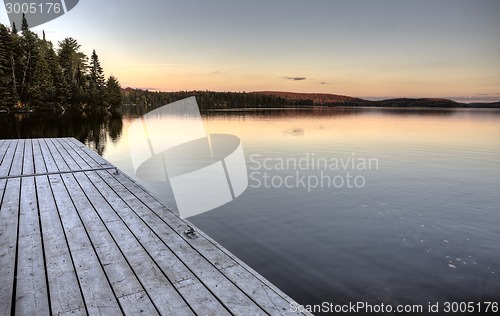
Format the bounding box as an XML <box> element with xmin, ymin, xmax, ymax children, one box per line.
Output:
<box><xmin>0</xmin><ymin>111</ymin><xmax>123</xmax><ymax>155</ymax></box>
<box><xmin>1</xmin><ymin>106</ymin><xmax>499</xmax><ymax>314</ymax></box>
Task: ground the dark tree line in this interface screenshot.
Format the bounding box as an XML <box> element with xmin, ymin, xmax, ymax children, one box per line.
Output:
<box><xmin>0</xmin><ymin>15</ymin><xmax>122</xmax><ymax>111</ymax></box>
<box><xmin>121</xmin><ymin>89</ymin><xmax>315</xmax><ymax>111</ymax></box>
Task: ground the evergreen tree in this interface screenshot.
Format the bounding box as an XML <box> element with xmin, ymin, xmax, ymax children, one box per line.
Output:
<box><xmin>89</xmin><ymin>49</ymin><xmax>105</xmax><ymax>105</ymax></box>
<box><xmin>9</xmin><ymin>25</ymin><xmax>21</xmax><ymax>102</ymax></box>
<box><xmin>46</xmin><ymin>41</ymin><xmax>69</xmax><ymax>106</ymax></box>
<box><xmin>21</xmin><ymin>13</ymin><xmax>29</xmax><ymax>31</ymax></box>
<box><xmin>29</xmin><ymin>41</ymin><xmax>55</xmax><ymax>106</ymax></box>
<box><xmin>12</xmin><ymin>22</ymin><xmax>17</xmax><ymax>34</ymax></box>
<box><xmin>57</xmin><ymin>37</ymin><xmax>87</xmax><ymax>104</ymax></box>
<box><xmin>0</xmin><ymin>22</ymin><xmax>120</xmax><ymax>111</ymax></box>
<box><xmin>18</xmin><ymin>14</ymin><xmax>39</xmax><ymax>104</ymax></box>
<box><xmin>105</xmin><ymin>76</ymin><xmax>122</xmax><ymax>110</ymax></box>
<box><xmin>73</xmin><ymin>65</ymin><xmax>87</xmax><ymax>105</ymax></box>
<box><xmin>0</xmin><ymin>24</ymin><xmax>15</xmax><ymax>107</ymax></box>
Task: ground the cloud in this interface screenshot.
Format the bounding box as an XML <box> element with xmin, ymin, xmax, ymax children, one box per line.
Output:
<box><xmin>320</xmin><ymin>82</ymin><xmax>328</xmax><ymax>85</ymax></box>
<box><xmin>284</xmin><ymin>76</ymin><xmax>307</xmax><ymax>81</ymax></box>
<box><xmin>212</xmin><ymin>71</ymin><xmax>226</xmax><ymax>75</ymax></box>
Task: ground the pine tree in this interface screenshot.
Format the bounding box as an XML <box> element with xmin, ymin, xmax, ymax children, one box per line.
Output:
<box><xmin>0</xmin><ymin>22</ymin><xmax>121</xmax><ymax>111</ymax></box>
<box><xmin>29</xmin><ymin>41</ymin><xmax>55</xmax><ymax>107</ymax></box>
<box><xmin>57</xmin><ymin>37</ymin><xmax>87</xmax><ymax>105</ymax></box>
<box><xmin>21</xmin><ymin>13</ymin><xmax>29</xmax><ymax>32</ymax></box>
<box><xmin>46</xmin><ymin>41</ymin><xmax>69</xmax><ymax>107</ymax></box>
<box><xmin>0</xmin><ymin>24</ymin><xmax>15</xmax><ymax>107</ymax></box>
<box><xmin>12</xmin><ymin>22</ymin><xmax>17</xmax><ymax>34</ymax></box>
<box><xmin>89</xmin><ymin>49</ymin><xmax>105</xmax><ymax>105</ymax></box>
<box><xmin>105</xmin><ymin>76</ymin><xmax>122</xmax><ymax>110</ymax></box>
<box><xmin>18</xmin><ymin>14</ymin><xmax>39</xmax><ymax>104</ymax></box>
<box><xmin>73</xmin><ymin>65</ymin><xmax>87</xmax><ymax>105</ymax></box>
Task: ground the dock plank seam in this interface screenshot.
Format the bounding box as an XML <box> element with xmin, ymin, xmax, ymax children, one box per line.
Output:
<box><xmin>9</xmin><ymin>139</ymin><xmax>25</xmax><ymax>177</ymax></box>
<box><xmin>0</xmin><ymin>141</ymin><xmax>18</xmax><ymax>177</ymax></box>
<box><xmin>21</xmin><ymin>139</ymin><xmax>35</xmax><ymax>175</ymax></box>
<box><xmin>44</xmin><ymin>139</ymin><xmax>70</xmax><ymax>172</ymax></box>
<box><xmin>38</xmin><ymin>139</ymin><xmax>59</xmax><ymax>174</ymax></box>
<box><xmin>77</xmin><ymin>171</ymin><xmax>199</xmax><ymax>315</ymax></box>
<box><xmin>97</xmin><ymin>164</ymin><xmax>308</xmax><ymax>314</ymax></box>
<box><xmin>36</xmin><ymin>175</ymin><xmax>87</xmax><ymax>315</ymax></box>
<box><xmin>87</xmin><ymin>175</ymin><xmax>234</xmax><ymax>314</ymax></box>
<box><xmin>0</xmin><ymin>140</ymin><xmax>11</xmax><ymax>166</ymax></box>
<box><xmin>46</xmin><ymin>174</ymin><xmax>89</xmax><ymax>315</ymax></box>
<box><xmin>93</xmin><ymin>170</ymin><xmax>270</xmax><ymax>315</ymax></box>
<box><xmin>100</xmin><ymin>170</ymin><xmax>308</xmax><ymax>315</ymax></box>
<box><xmin>62</xmin><ymin>175</ymin><xmax>158</xmax><ymax>314</ymax></box>
<box><xmin>11</xmin><ymin>178</ymin><xmax>22</xmax><ymax>316</ymax></box>
<box><xmin>64</xmin><ymin>172</ymin><xmax>161</xmax><ymax>315</ymax></box>
<box><xmin>62</xmin><ymin>138</ymin><xmax>101</xmax><ymax>170</ymax></box>
<box><xmin>34</xmin><ymin>175</ymin><xmax>53</xmax><ymax>315</ymax></box>
<box><xmin>56</xmin><ymin>173</ymin><xmax>124</xmax><ymax>315</ymax></box>
<box><xmin>54</xmin><ymin>139</ymin><xmax>89</xmax><ymax>170</ymax></box>
<box><xmin>49</xmin><ymin>139</ymin><xmax>79</xmax><ymax>171</ymax></box>
<box><xmin>50</xmin><ymin>139</ymin><xmax>161</xmax><ymax>314</ymax></box>
<box><xmin>89</xmin><ymin>171</ymin><xmax>241</xmax><ymax>314</ymax></box>
<box><xmin>1</xmin><ymin>138</ymin><xmax>311</xmax><ymax>316</ymax></box>
<box><xmin>16</xmin><ymin>176</ymin><xmax>50</xmax><ymax>315</ymax></box>
<box><xmin>0</xmin><ymin>179</ymin><xmax>6</xmax><ymax>205</ymax></box>
<box><xmin>0</xmin><ymin>166</ymin><xmax>118</xmax><ymax>180</ymax></box>
<box><xmin>0</xmin><ymin>178</ymin><xmax>21</xmax><ymax>314</ymax></box>
<box><xmin>32</xmin><ymin>139</ymin><xmax>48</xmax><ymax>175</ymax></box>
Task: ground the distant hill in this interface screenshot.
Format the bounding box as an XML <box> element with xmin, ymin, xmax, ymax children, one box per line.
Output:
<box><xmin>252</xmin><ymin>91</ymin><xmax>365</xmax><ymax>105</ymax></box>
<box><xmin>253</xmin><ymin>91</ymin><xmax>500</xmax><ymax>108</ymax></box>
<box><xmin>120</xmin><ymin>88</ymin><xmax>500</xmax><ymax>109</ymax></box>
<box><xmin>371</xmin><ymin>98</ymin><xmax>460</xmax><ymax>108</ymax></box>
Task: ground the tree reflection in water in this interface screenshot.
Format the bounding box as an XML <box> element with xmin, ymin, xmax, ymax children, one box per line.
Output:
<box><xmin>0</xmin><ymin>111</ymin><xmax>123</xmax><ymax>156</ymax></box>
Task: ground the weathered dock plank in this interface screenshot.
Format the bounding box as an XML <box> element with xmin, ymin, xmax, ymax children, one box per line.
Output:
<box><xmin>0</xmin><ymin>140</ymin><xmax>17</xmax><ymax>177</ymax></box>
<box><xmin>0</xmin><ymin>138</ymin><xmax>311</xmax><ymax>316</ymax></box>
<box><xmin>0</xmin><ymin>178</ymin><xmax>21</xmax><ymax>314</ymax></box>
<box><xmin>86</xmin><ymin>171</ymin><xmax>233</xmax><ymax>316</ymax></box>
<box><xmin>22</xmin><ymin>139</ymin><xmax>34</xmax><ymax>175</ymax></box>
<box><xmin>32</xmin><ymin>139</ymin><xmax>47</xmax><ymax>174</ymax></box>
<box><xmin>38</xmin><ymin>139</ymin><xmax>59</xmax><ymax>174</ymax></box>
<box><xmin>62</xmin><ymin>172</ymin><xmax>160</xmax><ymax>315</ymax></box>
<box><xmin>15</xmin><ymin>176</ymin><xmax>50</xmax><ymax>316</ymax></box>
<box><xmin>0</xmin><ymin>140</ymin><xmax>10</xmax><ymax>166</ymax></box>
<box><xmin>36</xmin><ymin>175</ymin><xmax>86</xmax><ymax>315</ymax></box>
<box><xmin>50</xmin><ymin>173</ymin><xmax>123</xmax><ymax>315</ymax></box>
<box><xmin>44</xmin><ymin>139</ymin><xmax>71</xmax><ymax>173</ymax></box>
<box><xmin>9</xmin><ymin>139</ymin><xmax>25</xmax><ymax>177</ymax></box>
<box><xmin>102</xmin><ymin>170</ymin><xmax>299</xmax><ymax>315</ymax></box>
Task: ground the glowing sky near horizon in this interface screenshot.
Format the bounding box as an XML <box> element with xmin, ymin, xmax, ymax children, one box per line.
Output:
<box><xmin>1</xmin><ymin>0</ymin><xmax>499</xmax><ymax>101</ymax></box>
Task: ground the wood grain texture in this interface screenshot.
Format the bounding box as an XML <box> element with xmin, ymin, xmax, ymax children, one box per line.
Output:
<box><xmin>0</xmin><ymin>138</ymin><xmax>311</xmax><ymax>316</ymax></box>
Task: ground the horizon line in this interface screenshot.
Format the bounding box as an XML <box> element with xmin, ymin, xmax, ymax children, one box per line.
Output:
<box><xmin>120</xmin><ymin>87</ymin><xmax>500</xmax><ymax>104</ymax></box>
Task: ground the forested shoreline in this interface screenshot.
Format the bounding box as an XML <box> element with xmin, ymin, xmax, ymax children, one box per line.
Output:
<box><xmin>121</xmin><ymin>89</ymin><xmax>296</xmax><ymax>110</ymax></box>
<box><xmin>0</xmin><ymin>15</ymin><xmax>121</xmax><ymax>112</ymax></box>
<box><xmin>121</xmin><ymin>88</ymin><xmax>500</xmax><ymax>110</ymax></box>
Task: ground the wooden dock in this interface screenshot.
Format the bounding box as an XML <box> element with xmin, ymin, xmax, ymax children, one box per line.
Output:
<box><xmin>0</xmin><ymin>138</ymin><xmax>310</xmax><ymax>316</ymax></box>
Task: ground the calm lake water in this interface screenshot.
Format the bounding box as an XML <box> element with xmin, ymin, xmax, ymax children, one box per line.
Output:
<box><xmin>2</xmin><ymin>106</ymin><xmax>499</xmax><ymax>314</ymax></box>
